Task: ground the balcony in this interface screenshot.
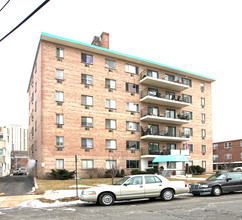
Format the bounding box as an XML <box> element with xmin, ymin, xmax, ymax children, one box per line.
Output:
<box><xmin>141</xmin><ymin>148</ymin><xmax>190</xmax><ymax>158</ymax></box>
<box><xmin>140</xmin><ymin>89</ymin><xmax>190</xmax><ymax>108</ymax></box>
<box><xmin>141</xmin><ymin>127</ymin><xmax>190</xmax><ymax>142</ymax></box>
<box><xmin>140</xmin><ymin>108</ymin><xmax>190</xmax><ymax>125</ymax></box>
<box><xmin>140</xmin><ymin>69</ymin><xmax>189</xmax><ymax>92</ymax></box>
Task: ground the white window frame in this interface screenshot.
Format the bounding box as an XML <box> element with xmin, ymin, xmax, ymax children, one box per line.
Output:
<box><xmin>105</xmin><ymin>79</ymin><xmax>116</xmax><ymax>89</ymax></box>
<box><xmin>56</xmin><ymin>114</ymin><xmax>64</xmax><ymax>125</ymax></box>
<box><xmin>125</xmin><ymin>64</ymin><xmax>138</xmax><ymax>74</ymax></box>
<box><xmin>105</xmin><ymin>119</ymin><xmax>116</xmax><ymax>129</ymax></box>
<box><xmin>81</xmin><ymin>138</ymin><xmax>93</xmax><ymax>148</ymax></box>
<box><xmin>213</xmin><ymin>144</ymin><xmax>218</xmax><ymax>150</ymax></box>
<box><xmin>81</xmin><ymin>95</ymin><xmax>93</xmax><ymax>106</ymax></box>
<box><xmin>105</xmin><ymin>99</ymin><xmax>116</xmax><ymax>109</ymax></box>
<box><xmin>106</xmin><ymin>160</ymin><xmax>116</xmax><ymax>169</ymax></box>
<box><xmin>81</xmin><ymin>117</ymin><xmax>93</xmax><ymax>127</ymax></box>
<box><xmin>201</xmin><ymin>98</ymin><xmax>205</xmax><ymax>107</ymax></box>
<box><xmin>105</xmin><ymin>59</ymin><xmax>116</xmax><ymax>69</ymax></box>
<box><xmin>56</xmin><ymin>48</ymin><xmax>64</xmax><ymax>58</ymax></box>
<box><xmin>56</xmin><ymin>136</ymin><xmax>64</xmax><ymax>147</ymax></box>
<box><xmin>82</xmin><ymin>159</ymin><xmax>93</xmax><ymax>169</ymax></box>
<box><xmin>213</xmin><ymin>154</ymin><xmax>218</xmax><ymax>161</ymax></box>
<box><xmin>56</xmin><ymin>69</ymin><xmax>64</xmax><ymax>80</ymax></box>
<box><xmin>106</xmin><ymin>139</ymin><xmax>117</xmax><ymax>149</ymax></box>
<box><xmin>81</xmin><ymin>74</ymin><xmax>93</xmax><ymax>85</ymax></box>
<box><xmin>56</xmin><ymin>91</ymin><xmax>64</xmax><ymax>102</ymax></box>
<box><xmin>126</xmin><ymin>122</ymin><xmax>139</xmax><ymax>131</ymax></box>
<box><xmin>126</xmin><ymin>102</ymin><xmax>139</xmax><ymax>112</ymax></box>
<box><xmin>224</xmin><ymin>154</ymin><xmax>232</xmax><ymax>160</ymax></box>
<box><xmin>56</xmin><ymin>159</ymin><xmax>64</xmax><ymax>169</ymax></box>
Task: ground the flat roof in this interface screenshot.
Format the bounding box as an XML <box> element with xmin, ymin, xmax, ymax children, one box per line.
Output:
<box><xmin>40</xmin><ymin>32</ymin><xmax>216</xmax><ymax>82</ymax></box>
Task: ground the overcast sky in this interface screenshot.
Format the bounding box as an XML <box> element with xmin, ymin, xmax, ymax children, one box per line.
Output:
<box><xmin>0</xmin><ymin>0</ymin><xmax>241</xmax><ymax>142</ymax></box>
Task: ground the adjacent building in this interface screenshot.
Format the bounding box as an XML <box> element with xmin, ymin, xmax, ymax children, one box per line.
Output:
<box><xmin>213</xmin><ymin>139</ymin><xmax>242</xmax><ymax>170</ymax></box>
<box><xmin>28</xmin><ymin>32</ymin><xmax>215</xmax><ymax>178</ymax></box>
<box><xmin>0</xmin><ymin>126</ymin><xmax>11</xmax><ymax>177</ymax></box>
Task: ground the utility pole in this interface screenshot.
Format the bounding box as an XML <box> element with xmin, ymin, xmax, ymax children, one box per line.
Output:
<box><xmin>75</xmin><ymin>155</ymin><xmax>78</xmax><ymax>197</ymax></box>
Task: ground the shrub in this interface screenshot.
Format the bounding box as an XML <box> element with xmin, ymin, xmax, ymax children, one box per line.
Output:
<box><xmin>50</xmin><ymin>169</ymin><xmax>75</xmax><ymax>180</ymax></box>
<box><xmin>190</xmin><ymin>165</ymin><xmax>206</xmax><ymax>175</ymax></box>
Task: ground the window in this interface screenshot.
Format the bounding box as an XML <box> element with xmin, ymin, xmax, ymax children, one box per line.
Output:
<box><xmin>201</xmin><ymin>83</ymin><xmax>205</xmax><ymax>92</ymax></box>
<box><xmin>56</xmin><ymin>91</ymin><xmax>64</xmax><ymax>102</ymax></box>
<box><xmin>241</xmin><ymin>153</ymin><xmax>242</xmax><ymax>159</ymax></box>
<box><xmin>105</xmin><ymin>119</ymin><xmax>116</xmax><ymax>129</ymax></box>
<box><xmin>149</xmin><ymin>143</ymin><xmax>159</xmax><ymax>154</ymax></box>
<box><xmin>202</xmin><ymin>129</ymin><xmax>206</xmax><ymax>138</ymax></box>
<box><xmin>182</xmin><ymin>111</ymin><xmax>192</xmax><ymax>120</ymax></box>
<box><xmin>56</xmin><ymin>136</ymin><xmax>64</xmax><ymax>147</ymax></box>
<box><xmin>81</xmin><ymin>74</ymin><xmax>93</xmax><ymax>85</ymax></box>
<box><xmin>148</xmin><ymin>124</ymin><xmax>159</xmax><ymax>135</ymax></box>
<box><xmin>202</xmin><ymin>161</ymin><xmax>206</xmax><ymax>169</ymax></box>
<box><xmin>56</xmin><ymin>159</ymin><xmax>64</xmax><ymax>169</ymax></box>
<box><xmin>182</xmin><ymin>94</ymin><xmax>192</xmax><ymax>103</ymax></box>
<box><xmin>106</xmin><ymin>139</ymin><xmax>117</xmax><ymax>149</ymax></box>
<box><xmin>213</xmin><ymin>155</ymin><xmax>218</xmax><ymax>161</ymax></box>
<box><xmin>127</xmin><ymin>160</ymin><xmax>140</xmax><ymax>169</ymax></box>
<box><xmin>182</xmin><ymin>78</ymin><xmax>192</xmax><ymax>87</ymax></box>
<box><xmin>82</xmin><ymin>159</ymin><xmax>93</xmax><ymax>169</ymax></box>
<box><xmin>148</xmin><ymin>88</ymin><xmax>158</xmax><ymax>97</ymax></box>
<box><xmin>202</xmin><ymin>145</ymin><xmax>206</xmax><ymax>154</ymax></box>
<box><xmin>127</xmin><ymin>176</ymin><xmax>143</xmax><ymax>185</ymax></box>
<box><xmin>126</xmin><ymin>83</ymin><xmax>139</xmax><ymax>93</ymax></box>
<box><xmin>167</xmin><ymin>162</ymin><xmax>176</xmax><ymax>169</ymax></box>
<box><xmin>56</xmin><ymin>69</ymin><xmax>64</xmax><ymax>80</ymax></box>
<box><xmin>166</xmin><ymin>109</ymin><xmax>175</xmax><ymax>118</ymax></box>
<box><xmin>0</xmin><ymin>149</ymin><xmax>4</xmax><ymax>156</ymax></box>
<box><xmin>240</xmin><ymin>141</ymin><xmax>242</xmax><ymax>147</ymax></box>
<box><xmin>213</xmin><ymin>144</ymin><xmax>218</xmax><ymax>150</ymax></box>
<box><xmin>105</xmin><ymin>99</ymin><xmax>116</xmax><ymax>109</ymax></box>
<box><xmin>201</xmin><ymin>98</ymin><xmax>205</xmax><ymax>108</ymax></box>
<box><xmin>183</xmin><ymin>144</ymin><xmax>193</xmax><ymax>152</ymax></box>
<box><xmin>165</xmin><ymin>74</ymin><xmax>174</xmax><ymax>82</ymax></box>
<box><xmin>183</xmin><ymin>127</ymin><xmax>193</xmax><ymax>136</ymax></box>
<box><xmin>56</xmin><ymin>114</ymin><xmax>64</xmax><ymax>125</ymax></box>
<box><xmin>0</xmin><ymin>133</ymin><xmax>3</xmax><ymax>139</ymax></box>
<box><xmin>147</xmin><ymin>107</ymin><xmax>159</xmax><ymax>116</ymax></box>
<box><xmin>167</xmin><ymin>144</ymin><xmax>176</xmax><ymax>150</ymax></box>
<box><xmin>201</xmin><ymin>113</ymin><xmax>205</xmax><ymax>124</ymax></box>
<box><xmin>56</xmin><ymin>48</ymin><xmax>64</xmax><ymax>58</ymax></box>
<box><xmin>224</xmin><ymin>154</ymin><xmax>232</xmax><ymax>160</ymax></box>
<box><xmin>81</xmin><ymin>138</ymin><xmax>93</xmax><ymax>148</ymax></box>
<box><xmin>145</xmin><ymin>176</ymin><xmax>162</xmax><ymax>184</ymax></box>
<box><xmin>126</xmin><ymin>141</ymin><xmax>140</xmax><ymax>150</ymax></box>
<box><xmin>105</xmin><ymin>59</ymin><xmax>116</xmax><ymax>69</ymax></box>
<box><xmin>125</xmin><ymin>64</ymin><xmax>138</xmax><ymax>74</ymax></box>
<box><xmin>81</xmin><ymin>116</ymin><xmax>93</xmax><ymax>127</ymax></box>
<box><xmin>106</xmin><ymin>160</ymin><xmax>116</xmax><ymax>169</ymax></box>
<box><xmin>81</xmin><ymin>95</ymin><xmax>93</xmax><ymax>106</ymax></box>
<box><xmin>224</xmin><ymin>142</ymin><xmax>232</xmax><ymax>149</ymax></box>
<box><xmin>166</xmin><ymin>126</ymin><xmax>176</xmax><ymax>137</ymax></box>
<box><xmin>81</xmin><ymin>53</ymin><xmax>93</xmax><ymax>64</ymax></box>
<box><xmin>147</xmin><ymin>69</ymin><xmax>158</xmax><ymax>78</ymax></box>
<box><xmin>126</xmin><ymin>102</ymin><xmax>139</xmax><ymax>112</ymax></box>
<box><xmin>126</xmin><ymin>122</ymin><xmax>139</xmax><ymax>131</ymax></box>
<box><xmin>105</xmin><ymin>79</ymin><xmax>116</xmax><ymax>89</ymax></box>
<box><xmin>166</xmin><ymin>91</ymin><xmax>175</xmax><ymax>100</ymax></box>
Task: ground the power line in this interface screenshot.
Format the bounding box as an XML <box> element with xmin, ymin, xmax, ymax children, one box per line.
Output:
<box><xmin>0</xmin><ymin>0</ymin><xmax>10</xmax><ymax>12</ymax></box>
<box><xmin>0</xmin><ymin>0</ymin><xmax>50</xmax><ymax>42</ymax></box>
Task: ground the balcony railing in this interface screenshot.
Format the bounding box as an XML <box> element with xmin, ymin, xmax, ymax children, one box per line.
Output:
<box><xmin>140</xmin><ymin>108</ymin><xmax>190</xmax><ymax>125</ymax></box>
<box><xmin>140</xmin><ymin>69</ymin><xmax>189</xmax><ymax>92</ymax></box>
<box><xmin>140</xmin><ymin>88</ymin><xmax>190</xmax><ymax>108</ymax></box>
<box><xmin>141</xmin><ymin>148</ymin><xmax>190</xmax><ymax>156</ymax></box>
<box><xmin>141</xmin><ymin>126</ymin><xmax>190</xmax><ymax>142</ymax></box>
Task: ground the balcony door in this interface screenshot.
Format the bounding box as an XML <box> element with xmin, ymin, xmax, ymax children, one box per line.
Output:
<box><xmin>148</xmin><ymin>143</ymin><xmax>160</xmax><ymax>155</ymax></box>
<box><xmin>166</xmin><ymin>109</ymin><xmax>176</xmax><ymax>118</ymax></box>
<box><xmin>148</xmin><ymin>107</ymin><xmax>159</xmax><ymax>116</ymax></box>
<box><xmin>148</xmin><ymin>124</ymin><xmax>159</xmax><ymax>135</ymax></box>
<box><xmin>166</xmin><ymin>126</ymin><xmax>176</xmax><ymax>137</ymax></box>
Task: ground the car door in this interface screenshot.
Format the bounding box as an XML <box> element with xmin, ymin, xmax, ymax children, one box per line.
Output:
<box><xmin>237</xmin><ymin>173</ymin><xmax>242</xmax><ymax>190</ymax></box>
<box><xmin>119</xmin><ymin>176</ymin><xmax>145</xmax><ymax>199</ymax></box>
<box><xmin>144</xmin><ymin>175</ymin><xmax>163</xmax><ymax>197</ymax></box>
<box><xmin>222</xmin><ymin>173</ymin><xmax>241</xmax><ymax>192</ymax></box>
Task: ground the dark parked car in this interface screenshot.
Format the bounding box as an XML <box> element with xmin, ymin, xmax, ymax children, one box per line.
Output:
<box><xmin>189</xmin><ymin>172</ymin><xmax>242</xmax><ymax>196</ymax></box>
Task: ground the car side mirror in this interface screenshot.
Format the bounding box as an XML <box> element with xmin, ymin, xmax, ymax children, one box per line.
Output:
<box><xmin>226</xmin><ymin>178</ymin><xmax>232</xmax><ymax>182</ymax></box>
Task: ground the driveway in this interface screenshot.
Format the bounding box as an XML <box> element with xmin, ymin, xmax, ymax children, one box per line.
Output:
<box><xmin>0</xmin><ymin>175</ymin><xmax>34</xmax><ymax>196</ymax></box>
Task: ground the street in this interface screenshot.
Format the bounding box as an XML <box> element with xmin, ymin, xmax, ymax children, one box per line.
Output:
<box><xmin>1</xmin><ymin>192</ymin><xmax>242</xmax><ymax>219</ymax></box>
<box><xmin>0</xmin><ymin>175</ymin><xmax>34</xmax><ymax>196</ymax></box>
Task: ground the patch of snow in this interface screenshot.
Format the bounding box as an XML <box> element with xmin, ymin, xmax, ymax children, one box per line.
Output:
<box><xmin>0</xmin><ymin>211</ymin><xmax>6</xmax><ymax>215</ymax></box>
<box><xmin>69</xmin><ymin>185</ymin><xmax>91</xmax><ymax>188</ymax></box>
<box><xmin>44</xmin><ymin>190</ymin><xmax>82</xmax><ymax>199</ymax></box>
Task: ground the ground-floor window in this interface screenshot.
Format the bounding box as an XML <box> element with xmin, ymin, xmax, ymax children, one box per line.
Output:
<box><xmin>82</xmin><ymin>159</ymin><xmax>93</xmax><ymax>169</ymax></box>
<box><xmin>56</xmin><ymin>159</ymin><xmax>64</xmax><ymax>169</ymax></box>
<box><xmin>106</xmin><ymin>160</ymin><xmax>116</xmax><ymax>169</ymax></box>
<box><xmin>127</xmin><ymin>160</ymin><xmax>140</xmax><ymax>169</ymax></box>
<box><xmin>202</xmin><ymin>161</ymin><xmax>206</xmax><ymax>169</ymax></box>
<box><xmin>167</xmin><ymin>161</ymin><xmax>176</xmax><ymax>169</ymax></box>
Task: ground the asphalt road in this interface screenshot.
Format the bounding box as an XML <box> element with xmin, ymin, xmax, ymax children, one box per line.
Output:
<box><xmin>1</xmin><ymin>192</ymin><xmax>242</xmax><ymax>219</ymax></box>
<box><xmin>0</xmin><ymin>175</ymin><xmax>34</xmax><ymax>196</ymax></box>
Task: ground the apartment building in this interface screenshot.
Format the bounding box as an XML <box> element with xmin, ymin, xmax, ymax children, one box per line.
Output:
<box><xmin>9</xmin><ymin>124</ymin><xmax>28</xmax><ymax>151</ymax></box>
<box><xmin>28</xmin><ymin>32</ymin><xmax>215</xmax><ymax>178</ymax></box>
<box><xmin>0</xmin><ymin>126</ymin><xmax>11</xmax><ymax>177</ymax></box>
<box><xmin>213</xmin><ymin>139</ymin><xmax>242</xmax><ymax>170</ymax></box>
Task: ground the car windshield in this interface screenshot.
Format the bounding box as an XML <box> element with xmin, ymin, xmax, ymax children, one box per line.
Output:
<box><xmin>114</xmin><ymin>177</ymin><xmax>130</xmax><ymax>185</ymax></box>
<box><xmin>207</xmin><ymin>173</ymin><xmax>227</xmax><ymax>181</ymax></box>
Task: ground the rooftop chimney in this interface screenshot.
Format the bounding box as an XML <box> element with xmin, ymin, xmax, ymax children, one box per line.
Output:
<box><xmin>91</xmin><ymin>32</ymin><xmax>109</xmax><ymax>49</ymax></box>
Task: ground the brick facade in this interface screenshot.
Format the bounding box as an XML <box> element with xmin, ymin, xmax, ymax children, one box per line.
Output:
<box><xmin>28</xmin><ymin>33</ymin><xmax>215</xmax><ymax>178</ymax></box>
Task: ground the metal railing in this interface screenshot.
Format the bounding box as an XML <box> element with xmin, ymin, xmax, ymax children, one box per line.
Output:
<box><xmin>141</xmin><ymin>148</ymin><xmax>190</xmax><ymax>156</ymax></box>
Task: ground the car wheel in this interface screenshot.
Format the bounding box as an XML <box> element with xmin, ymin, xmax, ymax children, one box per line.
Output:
<box><xmin>98</xmin><ymin>193</ymin><xmax>115</xmax><ymax>206</ymax></box>
<box><xmin>211</xmin><ymin>186</ymin><xmax>222</xmax><ymax>196</ymax></box>
<box><xmin>161</xmin><ymin>189</ymin><xmax>174</xmax><ymax>201</ymax></box>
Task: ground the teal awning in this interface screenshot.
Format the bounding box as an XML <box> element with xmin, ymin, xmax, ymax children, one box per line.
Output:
<box><xmin>153</xmin><ymin>154</ymin><xmax>188</xmax><ymax>163</ymax></box>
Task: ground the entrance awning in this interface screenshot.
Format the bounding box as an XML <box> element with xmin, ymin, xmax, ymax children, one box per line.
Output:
<box><xmin>152</xmin><ymin>154</ymin><xmax>188</xmax><ymax>163</ymax></box>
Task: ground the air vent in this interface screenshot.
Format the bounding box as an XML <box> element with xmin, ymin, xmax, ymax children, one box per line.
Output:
<box><xmin>85</xmin><ymin>106</ymin><xmax>90</xmax><ymax>109</ymax></box>
<box><xmin>85</xmin><ymin>64</ymin><xmax>89</xmax><ymax>67</ymax></box>
<box><xmin>130</xmin><ymin>74</ymin><xmax>134</xmax><ymax>77</ymax></box>
<box><xmin>108</xmin><ymin>109</ymin><xmax>113</xmax><ymax>112</ymax></box>
<box><xmin>56</xmin><ymin>80</ymin><xmax>62</xmax><ymax>84</ymax></box>
<box><xmin>57</xmin><ymin>148</ymin><xmax>63</xmax><ymax>151</ymax></box>
<box><xmin>109</xmin><ymin>130</ymin><xmax>113</xmax><ymax>133</ymax></box>
<box><xmin>131</xmin><ymin>131</ymin><xmax>135</xmax><ymax>134</ymax></box>
<box><xmin>131</xmin><ymin>150</ymin><xmax>135</xmax><ymax>154</ymax></box>
<box><xmin>108</xmin><ymin>69</ymin><xmax>113</xmax><ymax>72</ymax></box>
<box><xmin>109</xmin><ymin>150</ymin><xmax>113</xmax><ymax>153</ymax></box>
<box><xmin>131</xmin><ymin>93</ymin><xmax>135</xmax><ymax>96</ymax></box>
<box><xmin>57</xmin><ymin>102</ymin><xmax>62</xmax><ymax>106</ymax></box>
<box><xmin>131</xmin><ymin>112</ymin><xmax>134</xmax><ymax>115</ymax></box>
<box><xmin>85</xmin><ymin>127</ymin><xmax>90</xmax><ymax>130</ymax></box>
<box><xmin>57</xmin><ymin>58</ymin><xmax>62</xmax><ymax>62</ymax></box>
<box><xmin>57</xmin><ymin>125</ymin><xmax>62</xmax><ymax>128</ymax></box>
<box><xmin>85</xmin><ymin>149</ymin><xmax>90</xmax><ymax>152</ymax></box>
<box><xmin>108</xmin><ymin>89</ymin><xmax>113</xmax><ymax>92</ymax></box>
<box><xmin>85</xmin><ymin>85</ymin><xmax>89</xmax><ymax>88</ymax></box>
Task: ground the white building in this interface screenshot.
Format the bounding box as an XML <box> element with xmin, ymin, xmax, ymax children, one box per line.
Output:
<box><xmin>9</xmin><ymin>124</ymin><xmax>28</xmax><ymax>151</ymax></box>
